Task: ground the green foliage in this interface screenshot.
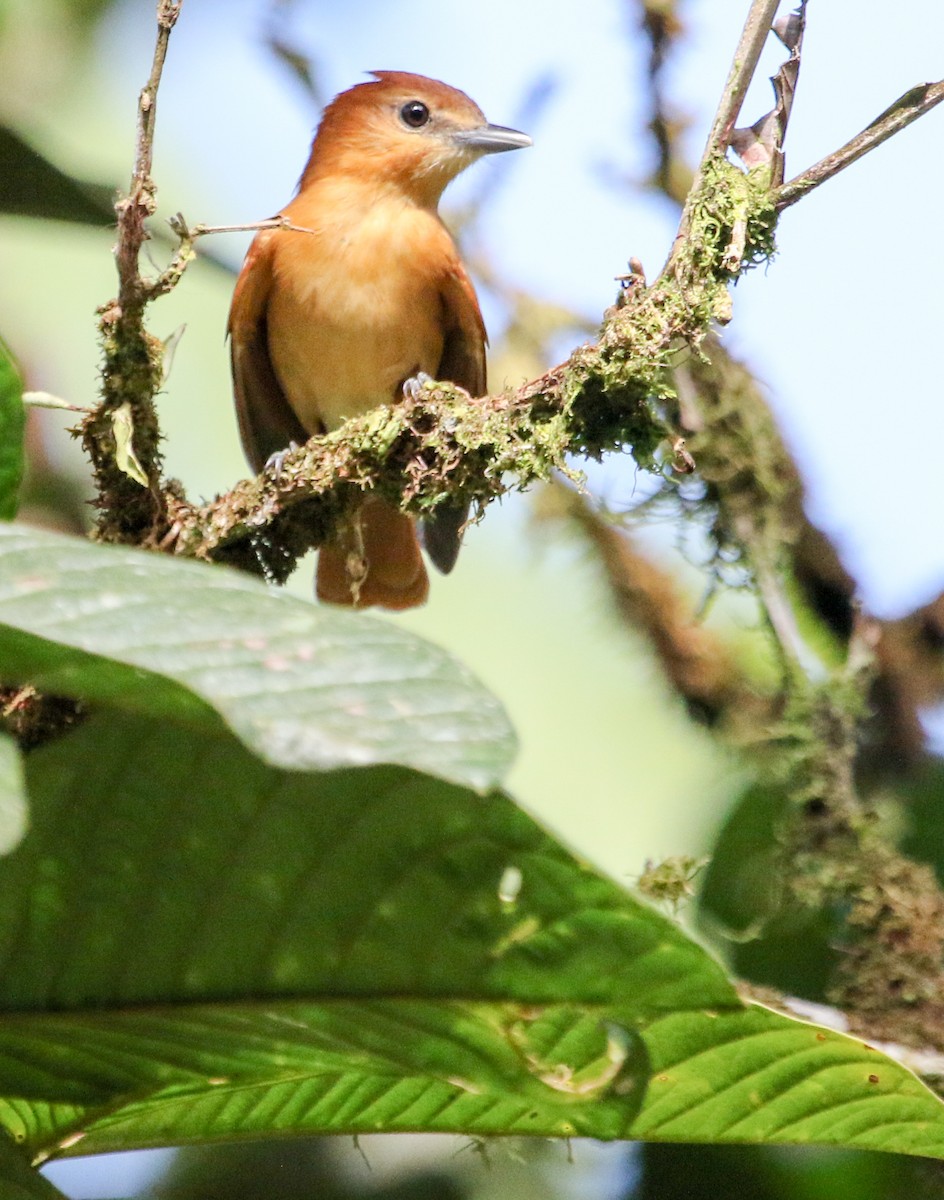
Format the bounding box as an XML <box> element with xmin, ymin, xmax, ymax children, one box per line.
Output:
<box><xmin>0</xmin><ymin>528</ymin><xmax>940</xmax><ymax>1184</ymax></box>
<box><xmin>698</xmin><ymin>783</ymin><xmax>842</xmax><ymax>998</ymax></box>
<box><xmin>0</xmin><ymin>525</ymin><xmax>514</xmax><ymax>789</ymax></box>
<box><xmin>0</xmin><ymin>337</ymin><xmax>24</xmax><ymax>520</ymax></box>
<box><xmin>636</xmin><ymin>1142</ymin><xmax>940</xmax><ymax>1200</ymax></box>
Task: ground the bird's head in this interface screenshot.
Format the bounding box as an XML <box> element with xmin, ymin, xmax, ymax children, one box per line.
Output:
<box><xmin>301</xmin><ymin>71</ymin><xmax>532</xmax><ymax>207</ymax></box>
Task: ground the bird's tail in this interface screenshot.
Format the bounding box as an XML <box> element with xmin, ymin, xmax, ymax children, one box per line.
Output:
<box><xmin>316</xmin><ymin>497</ymin><xmax>429</xmax><ymax>611</ymax></box>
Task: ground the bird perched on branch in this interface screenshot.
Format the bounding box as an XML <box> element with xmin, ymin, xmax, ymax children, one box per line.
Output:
<box><xmin>228</xmin><ymin>71</ymin><xmax>531</xmax><ymax>609</ymax></box>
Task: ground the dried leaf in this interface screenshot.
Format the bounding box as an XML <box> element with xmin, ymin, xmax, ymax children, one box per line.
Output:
<box><xmin>111</xmin><ymin>402</ymin><xmax>149</xmax><ymax>488</ymax></box>
<box><xmin>731</xmin><ymin>1</ymin><xmax>806</xmax><ymax>184</ymax></box>
<box><xmin>773</xmin><ymin>7</ymin><xmax>805</xmax><ymax>53</ymax></box>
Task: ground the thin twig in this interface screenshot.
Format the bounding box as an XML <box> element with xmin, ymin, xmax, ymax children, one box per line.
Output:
<box><xmin>114</xmin><ymin>0</ymin><xmax>182</xmax><ymax>316</ymax></box>
<box><xmin>703</xmin><ymin>0</ymin><xmax>781</xmax><ymax>157</ymax></box>
<box><xmin>145</xmin><ymin>213</ymin><xmax>318</xmax><ymax>300</ymax></box>
<box><xmin>776</xmin><ymin>79</ymin><xmax>944</xmax><ymax>209</ymax></box>
<box><xmin>186</xmin><ymin>216</ymin><xmax>318</xmax><ymax>238</ymax></box>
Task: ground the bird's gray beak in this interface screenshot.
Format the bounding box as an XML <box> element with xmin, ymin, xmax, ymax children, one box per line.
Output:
<box><xmin>453</xmin><ymin>123</ymin><xmax>532</xmax><ymax>154</ymax></box>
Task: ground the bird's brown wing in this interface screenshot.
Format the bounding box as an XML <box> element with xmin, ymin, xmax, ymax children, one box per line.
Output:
<box><xmin>438</xmin><ymin>260</ymin><xmax>487</xmax><ymax>397</ymax></box>
<box><xmin>228</xmin><ymin>231</ymin><xmax>310</xmax><ymax>474</ymax></box>
<box><xmin>423</xmin><ymin>261</ymin><xmax>488</xmax><ymax>574</ymax></box>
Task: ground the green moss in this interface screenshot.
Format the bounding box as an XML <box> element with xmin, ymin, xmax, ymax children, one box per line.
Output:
<box><xmin>176</xmin><ymin>142</ymin><xmax>785</xmax><ymax>585</ymax></box>
<box><xmin>84</xmin><ymin>305</ymin><xmax>168</xmax><ymax>544</ymax></box>
<box><xmin>689</xmin><ymin>156</ymin><xmax>777</xmax><ymax>275</ymax></box>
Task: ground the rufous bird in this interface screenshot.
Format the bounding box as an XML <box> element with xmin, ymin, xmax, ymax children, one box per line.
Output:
<box><xmin>228</xmin><ymin>71</ymin><xmax>531</xmax><ymax>609</ymax></box>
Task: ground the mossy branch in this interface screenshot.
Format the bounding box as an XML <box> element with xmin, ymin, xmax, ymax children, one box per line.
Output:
<box><xmin>81</xmin><ymin>0</ymin><xmax>182</xmax><ymax>545</ymax></box>
<box><xmin>564</xmin><ymin>2</ymin><xmax>944</xmax><ymax>1063</ymax></box>
<box><xmin>167</xmin><ymin>167</ymin><xmax>770</xmax><ymax>577</ymax></box>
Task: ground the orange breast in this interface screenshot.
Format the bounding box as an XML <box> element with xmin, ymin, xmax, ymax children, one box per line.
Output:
<box><xmin>266</xmin><ymin>183</ymin><xmax>456</xmax><ymax>434</ymax></box>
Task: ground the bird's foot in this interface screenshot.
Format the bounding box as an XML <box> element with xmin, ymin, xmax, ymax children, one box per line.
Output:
<box><xmin>264</xmin><ymin>441</ymin><xmax>300</xmax><ymax>476</ymax></box>
<box><xmin>401</xmin><ymin>371</ymin><xmax>434</xmax><ymax>401</ymax></box>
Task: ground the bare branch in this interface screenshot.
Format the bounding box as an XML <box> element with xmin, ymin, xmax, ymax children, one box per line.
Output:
<box><xmin>144</xmin><ymin>213</ymin><xmax>318</xmax><ymax>300</ymax></box>
<box><xmin>776</xmin><ymin>79</ymin><xmax>944</xmax><ymax>209</ymax></box>
<box><xmin>703</xmin><ymin>0</ymin><xmax>781</xmax><ymax>157</ymax></box>
<box><xmin>115</xmin><ymin>0</ymin><xmax>182</xmax><ymax>316</ymax></box>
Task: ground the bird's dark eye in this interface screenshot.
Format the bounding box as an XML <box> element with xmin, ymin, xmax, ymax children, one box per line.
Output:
<box><xmin>400</xmin><ymin>100</ymin><xmax>430</xmax><ymax>129</ymax></box>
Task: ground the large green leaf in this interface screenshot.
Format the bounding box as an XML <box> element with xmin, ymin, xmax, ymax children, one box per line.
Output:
<box><xmin>2</xmin><ymin>712</ymin><xmax>726</xmax><ymax>1014</ymax></box>
<box><xmin>9</xmin><ymin>1001</ymin><xmax>940</xmax><ymax>1159</ymax></box>
<box><xmin>0</xmin><ymin>524</ymin><xmax>514</xmax><ymax>791</ymax></box>
<box><xmin>0</xmin><ymin>339</ymin><xmax>24</xmax><ymax>520</ymax></box>
<box><xmin>0</xmin><ymin>710</ymin><xmax>941</xmax><ymax>1164</ymax></box>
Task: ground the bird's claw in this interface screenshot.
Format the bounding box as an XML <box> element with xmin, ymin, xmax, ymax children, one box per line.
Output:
<box><xmin>265</xmin><ymin>441</ymin><xmax>300</xmax><ymax>476</ymax></box>
<box><xmin>402</xmin><ymin>371</ymin><xmax>434</xmax><ymax>401</ymax></box>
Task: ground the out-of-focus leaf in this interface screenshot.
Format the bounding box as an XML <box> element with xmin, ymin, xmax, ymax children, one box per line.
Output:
<box><xmin>0</xmin><ymin>126</ymin><xmax>115</xmax><ymax>227</ymax></box>
<box><xmin>0</xmin><ymin>734</ymin><xmax>26</xmax><ymax>857</ymax></box>
<box><xmin>0</xmin><ymin>125</ymin><xmax>235</xmax><ymax>275</ymax></box>
<box><xmin>0</xmin><ymin>524</ymin><xmax>515</xmax><ymax>791</ymax></box>
<box><xmin>0</xmin><ymin>339</ymin><xmax>25</xmax><ymax>520</ymax></box>
<box><xmin>637</xmin><ymin>1141</ymin><xmax>931</xmax><ymax>1200</ymax></box>
<box><xmin>901</xmin><ymin>760</ymin><xmax>944</xmax><ymax>881</ymax></box>
<box><xmin>697</xmin><ymin>782</ymin><xmax>840</xmax><ymax>999</ymax></box>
